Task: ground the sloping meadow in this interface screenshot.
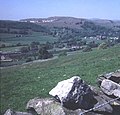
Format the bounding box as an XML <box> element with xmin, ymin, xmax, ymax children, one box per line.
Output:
<box><xmin>1</xmin><ymin>44</ymin><xmax>120</xmax><ymax>114</ymax></box>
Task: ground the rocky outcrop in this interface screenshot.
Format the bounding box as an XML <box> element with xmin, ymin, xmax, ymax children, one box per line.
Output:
<box><xmin>49</xmin><ymin>76</ymin><xmax>97</xmax><ymax>110</ymax></box>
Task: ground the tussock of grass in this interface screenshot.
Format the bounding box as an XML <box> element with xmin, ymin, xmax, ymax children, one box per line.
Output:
<box><xmin>1</xmin><ymin>45</ymin><xmax>120</xmax><ymax>113</ymax></box>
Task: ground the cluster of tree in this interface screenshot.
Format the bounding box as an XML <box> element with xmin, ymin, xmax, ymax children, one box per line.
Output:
<box><xmin>53</xmin><ymin>38</ymin><xmax>87</xmax><ymax>49</ymax></box>
<box><xmin>0</xmin><ymin>20</ymin><xmax>50</xmax><ymax>34</ymax></box>
<box><xmin>117</xmin><ymin>35</ymin><xmax>120</xmax><ymax>43</ymax></box>
<box><xmin>87</xmin><ymin>41</ymin><xmax>98</xmax><ymax>48</ymax></box>
<box><xmin>51</xmin><ymin>26</ymin><xmax>120</xmax><ymax>51</ymax></box>
<box><xmin>0</xmin><ymin>44</ymin><xmax>6</xmax><ymax>48</ymax></box>
<box><xmin>19</xmin><ymin>41</ymin><xmax>53</xmax><ymax>61</ymax></box>
<box><xmin>0</xmin><ymin>28</ymin><xmax>31</xmax><ymax>35</ymax></box>
<box><xmin>0</xmin><ymin>42</ymin><xmax>26</xmax><ymax>48</ymax></box>
<box><xmin>81</xmin><ymin>21</ymin><xmax>119</xmax><ymax>37</ymax></box>
<box><xmin>20</xmin><ymin>41</ymin><xmax>53</xmax><ymax>52</ymax></box>
<box><xmin>38</xmin><ymin>46</ymin><xmax>53</xmax><ymax>59</ymax></box>
<box><xmin>50</xmin><ymin>22</ymin><xmax>120</xmax><ymax>41</ymax></box>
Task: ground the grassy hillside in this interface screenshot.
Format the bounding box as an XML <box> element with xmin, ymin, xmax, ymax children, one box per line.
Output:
<box><xmin>1</xmin><ymin>45</ymin><xmax>120</xmax><ymax>114</ymax></box>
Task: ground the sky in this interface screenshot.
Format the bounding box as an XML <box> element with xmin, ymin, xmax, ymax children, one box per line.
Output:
<box><xmin>0</xmin><ymin>0</ymin><xmax>120</xmax><ymax>20</ymax></box>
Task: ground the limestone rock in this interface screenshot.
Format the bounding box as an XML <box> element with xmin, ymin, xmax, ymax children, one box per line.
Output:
<box><xmin>49</xmin><ymin>76</ymin><xmax>97</xmax><ymax>110</ymax></box>
<box><xmin>4</xmin><ymin>109</ymin><xmax>32</xmax><ymax>115</ymax></box>
<box><xmin>97</xmin><ymin>70</ymin><xmax>120</xmax><ymax>86</ymax></box>
<box><xmin>26</xmin><ymin>98</ymin><xmax>65</xmax><ymax>115</ymax></box>
<box><xmin>101</xmin><ymin>79</ymin><xmax>120</xmax><ymax>97</ymax></box>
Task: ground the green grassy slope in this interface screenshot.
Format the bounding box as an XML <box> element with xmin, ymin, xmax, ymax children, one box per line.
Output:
<box><xmin>1</xmin><ymin>45</ymin><xmax>120</xmax><ymax>113</ymax></box>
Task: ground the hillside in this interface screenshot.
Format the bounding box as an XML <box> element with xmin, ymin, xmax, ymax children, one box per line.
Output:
<box><xmin>20</xmin><ymin>16</ymin><xmax>120</xmax><ymax>29</ymax></box>
<box><xmin>0</xmin><ymin>20</ymin><xmax>53</xmax><ymax>45</ymax></box>
<box><xmin>1</xmin><ymin>44</ymin><xmax>120</xmax><ymax>114</ymax></box>
<box><xmin>20</xmin><ymin>17</ymin><xmax>120</xmax><ymax>39</ymax></box>
<box><xmin>0</xmin><ymin>20</ymin><xmax>50</xmax><ymax>33</ymax></box>
<box><xmin>0</xmin><ymin>20</ymin><xmax>58</xmax><ymax>50</ymax></box>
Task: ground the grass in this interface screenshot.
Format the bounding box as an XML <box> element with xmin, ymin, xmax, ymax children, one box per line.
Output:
<box><xmin>0</xmin><ymin>32</ymin><xmax>58</xmax><ymax>52</ymax></box>
<box><xmin>0</xmin><ymin>32</ymin><xmax>58</xmax><ymax>45</ymax></box>
<box><xmin>0</xmin><ymin>46</ymin><xmax>24</xmax><ymax>52</ymax></box>
<box><xmin>1</xmin><ymin>45</ymin><xmax>120</xmax><ymax>114</ymax></box>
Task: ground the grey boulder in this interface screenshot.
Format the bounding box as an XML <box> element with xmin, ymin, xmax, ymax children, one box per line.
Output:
<box><xmin>101</xmin><ymin>79</ymin><xmax>120</xmax><ymax>97</ymax></box>
<box><xmin>26</xmin><ymin>98</ymin><xmax>65</xmax><ymax>115</ymax></box>
<box><xmin>49</xmin><ymin>76</ymin><xmax>97</xmax><ymax>110</ymax></box>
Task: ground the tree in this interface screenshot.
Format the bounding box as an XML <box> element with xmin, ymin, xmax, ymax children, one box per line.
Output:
<box><xmin>1</xmin><ymin>44</ymin><xmax>6</xmax><ymax>48</ymax></box>
<box><xmin>16</xmin><ymin>42</ymin><xmax>21</xmax><ymax>46</ymax></box>
<box><xmin>52</xmin><ymin>30</ymin><xmax>57</xmax><ymax>37</ymax></box>
<box><xmin>117</xmin><ymin>35</ymin><xmax>120</xmax><ymax>43</ymax></box>
<box><xmin>38</xmin><ymin>47</ymin><xmax>53</xmax><ymax>59</ymax></box>
<box><xmin>45</xmin><ymin>41</ymin><xmax>53</xmax><ymax>49</ymax></box>
<box><xmin>7</xmin><ymin>28</ymin><xmax>10</xmax><ymax>33</ymax></box>
<box><xmin>83</xmin><ymin>46</ymin><xmax>92</xmax><ymax>52</ymax></box>
<box><xmin>30</xmin><ymin>42</ymin><xmax>39</xmax><ymax>51</ymax></box>
<box><xmin>20</xmin><ymin>46</ymin><xmax>30</xmax><ymax>53</ymax></box>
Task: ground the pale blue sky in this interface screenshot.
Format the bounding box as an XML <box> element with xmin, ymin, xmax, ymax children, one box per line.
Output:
<box><xmin>0</xmin><ymin>0</ymin><xmax>120</xmax><ymax>20</ymax></box>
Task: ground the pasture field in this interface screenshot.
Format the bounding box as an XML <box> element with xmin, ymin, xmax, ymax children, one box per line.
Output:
<box><xmin>1</xmin><ymin>44</ymin><xmax>120</xmax><ymax>114</ymax></box>
<box><xmin>0</xmin><ymin>32</ymin><xmax>58</xmax><ymax>45</ymax></box>
<box><xmin>0</xmin><ymin>46</ymin><xmax>24</xmax><ymax>52</ymax></box>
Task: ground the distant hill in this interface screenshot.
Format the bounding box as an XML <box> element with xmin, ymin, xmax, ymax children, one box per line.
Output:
<box><xmin>1</xmin><ymin>17</ymin><xmax>120</xmax><ymax>40</ymax></box>
<box><xmin>20</xmin><ymin>16</ymin><xmax>120</xmax><ymax>30</ymax></box>
<box><xmin>20</xmin><ymin>16</ymin><xmax>120</xmax><ymax>38</ymax></box>
<box><xmin>0</xmin><ymin>20</ymin><xmax>50</xmax><ymax>34</ymax></box>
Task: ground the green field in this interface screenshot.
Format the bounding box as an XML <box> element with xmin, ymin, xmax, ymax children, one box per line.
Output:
<box><xmin>0</xmin><ymin>32</ymin><xmax>58</xmax><ymax>45</ymax></box>
<box><xmin>1</xmin><ymin>45</ymin><xmax>120</xmax><ymax>114</ymax></box>
<box><xmin>0</xmin><ymin>46</ymin><xmax>24</xmax><ymax>52</ymax></box>
<box><xmin>0</xmin><ymin>32</ymin><xmax>58</xmax><ymax>52</ymax></box>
